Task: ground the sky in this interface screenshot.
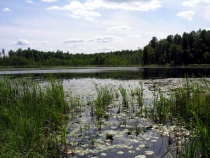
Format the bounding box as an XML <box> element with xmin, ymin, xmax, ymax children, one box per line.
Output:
<box><xmin>0</xmin><ymin>0</ymin><xmax>210</xmax><ymax>54</ymax></box>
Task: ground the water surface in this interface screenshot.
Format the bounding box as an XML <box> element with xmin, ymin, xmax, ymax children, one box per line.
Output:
<box><xmin>1</xmin><ymin>67</ymin><xmax>210</xmax><ymax>79</ymax></box>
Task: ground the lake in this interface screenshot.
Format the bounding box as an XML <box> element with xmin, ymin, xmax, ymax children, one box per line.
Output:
<box><xmin>0</xmin><ymin>67</ymin><xmax>210</xmax><ymax>79</ymax></box>
<box><xmin>1</xmin><ymin>67</ymin><xmax>209</xmax><ymax>158</ymax></box>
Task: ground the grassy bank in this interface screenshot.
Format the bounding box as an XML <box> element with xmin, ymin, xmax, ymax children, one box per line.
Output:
<box><xmin>0</xmin><ymin>77</ymin><xmax>69</xmax><ymax>157</ymax></box>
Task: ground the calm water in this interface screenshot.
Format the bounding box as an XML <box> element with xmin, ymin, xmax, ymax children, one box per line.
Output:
<box><xmin>0</xmin><ymin>67</ymin><xmax>210</xmax><ymax>79</ymax></box>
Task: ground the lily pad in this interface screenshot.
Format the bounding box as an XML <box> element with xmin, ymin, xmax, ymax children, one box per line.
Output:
<box><xmin>117</xmin><ymin>151</ymin><xmax>124</xmax><ymax>154</ymax></box>
<box><xmin>145</xmin><ymin>150</ymin><xmax>155</xmax><ymax>155</ymax></box>
<box><xmin>101</xmin><ymin>153</ymin><xmax>107</xmax><ymax>156</ymax></box>
<box><xmin>135</xmin><ymin>155</ymin><xmax>146</xmax><ymax>158</ymax></box>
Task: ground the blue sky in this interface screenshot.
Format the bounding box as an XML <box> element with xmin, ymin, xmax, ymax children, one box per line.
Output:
<box><xmin>0</xmin><ymin>0</ymin><xmax>210</xmax><ymax>54</ymax></box>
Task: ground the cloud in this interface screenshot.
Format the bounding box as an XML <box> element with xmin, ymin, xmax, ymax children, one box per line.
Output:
<box><xmin>104</xmin><ymin>0</ymin><xmax>151</xmax><ymax>2</ymax></box>
<box><xmin>64</xmin><ymin>38</ymin><xmax>85</xmax><ymax>44</ymax></box>
<box><xmin>90</xmin><ymin>35</ymin><xmax>121</xmax><ymax>43</ymax></box>
<box><xmin>42</xmin><ymin>41</ymin><xmax>49</xmax><ymax>44</ymax></box>
<box><xmin>47</xmin><ymin>1</ymin><xmax>101</xmax><ymax>21</ymax></box>
<box><xmin>26</xmin><ymin>0</ymin><xmax>34</xmax><ymax>4</ymax></box>
<box><xmin>98</xmin><ymin>47</ymin><xmax>116</xmax><ymax>52</ymax></box>
<box><xmin>15</xmin><ymin>39</ymin><xmax>29</xmax><ymax>45</ymax></box>
<box><xmin>42</xmin><ymin>0</ymin><xmax>57</xmax><ymax>3</ymax></box>
<box><xmin>182</xmin><ymin>0</ymin><xmax>210</xmax><ymax>7</ymax></box>
<box><xmin>93</xmin><ymin>0</ymin><xmax>161</xmax><ymax>11</ymax></box>
<box><xmin>108</xmin><ymin>25</ymin><xmax>130</xmax><ymax>31</ymax></box>
<box><xmin>68</xmin><ymin>9</ymin><xmax>101</xmax><ymax>21</ymax></box>
<box><xmin>127</xmin><ymin>34</ymin><xmax>142</xmax><ymax>38</ymax></box>
<box><xmin>176</xmin><ymin>11</ymin><xmax>195</xmax><ymax>20</ymax></box>
<box><xmin>47</xmin><ymin>0</ymin><xmax>161</xmax><ymax>20</ymax></box>
<box><xmin>2</xmin><ymin>8</ymin><xmax>10</xmax><ymax>12</ymax></box>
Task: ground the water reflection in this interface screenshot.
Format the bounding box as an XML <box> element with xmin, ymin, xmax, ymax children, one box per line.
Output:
<box><xmin>0</xmin><ymin>67</ymin><xmax>210</xmax><ymax>79</ymax></box>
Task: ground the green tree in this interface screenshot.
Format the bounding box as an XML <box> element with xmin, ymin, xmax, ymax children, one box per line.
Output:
<box><xmin>149</xmin><ymin>37</ymin><xmax>158</xmax><ymax>49</ymax></box>
<box><xmin>167</xmin><ymin>35</ymin><xmax>173</xmax><ymax>43</ymax></box>
<box><xmin>170</xmin><ymin>44</ymin><xmax>182</xmax><ymax>65</ymax></box>
<box><xmin>174</xmin><ymin>34</ymin><xmax>182</xmax><ymax>45</ymax></box>
<box><xmin>143</xmin><ymin>45</ymin><xmax>155</xmax><ymax>65</ymax></box>
<box><xmin>203</xmin><ymin>52</ymin><xmax>210</xmax><ymax>63</ymax></box>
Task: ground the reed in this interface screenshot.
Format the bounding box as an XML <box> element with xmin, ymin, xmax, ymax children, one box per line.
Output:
<box><xmin>93</xmin><ymin>84</ymin><xmax>113</xmax><ymax>119</ymax></box>
<box><xmin>119</xmin><ymin>85</ymin><xmax>129</xmax><ymax>108</ymax></box>
<box><xmin>151</xmin><ymin>78</ymin><xmax>210</xmax><ymax>157</ymax></box>
<box><xmin>0</xmin><ymin>77</ymin><xmax>69</xmax><ymax>157</ymax></box>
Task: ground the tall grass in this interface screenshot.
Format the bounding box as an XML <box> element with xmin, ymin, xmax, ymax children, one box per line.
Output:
<box><xmin>0</xmin><ymin>77</ymin><xmax>69</xmax><ymax>157</ymax></box>
<box><xmin>92</xmin><ymin>84</ymin><xmax>113</xmax><ymax>119</ymax></box>
<box><xmin>119</xmin><ymin>85</ymin><xmax>129</xmax><ymax>108</ymax></box>
<box><xmin>150</xmin><ymin>78</ymin><xmax>210</xmax><ymax>157</ymax></box>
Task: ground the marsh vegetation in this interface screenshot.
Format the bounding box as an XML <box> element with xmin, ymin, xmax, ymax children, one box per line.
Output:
<box><xmin>0</xmin><ymin>77</ymin><xmax>69</xmax><ymax>157</ymax></box>
<box><xmin>1</xmin><ymin>76</ymin><xmax>210</xmax><ymax>158</ymax></box>
<box><xmin>62</xmin><ymin>77</ymin><xmax>210</xmax><ymax>158</ymax></box>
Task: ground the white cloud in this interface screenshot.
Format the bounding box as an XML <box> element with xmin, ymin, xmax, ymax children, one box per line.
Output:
<box><xmin>182</xmin><ymin>0</ymin><xmax>210</xmax><ymax>7</ymax></box>
<box><xmin>98</xmin><ymin>47</ymin><xmax>116</xmax><ymax>52</ymax></box>
<box><xmin>64</xmin><ymin>38</ymin><xmax>85</xmax><ymax>44</ymax></box>
<box><xmin>26</xmin><ymin>0</ymin><xmax>34</xmax><ymax>4</ymax></box>
<box><xmin>90</xmin><ymin>35</ymin><xmax>121</xmax><ymax>43</ymax></box>
<box><xmin>127</xmin><ymin>34</ymin><xmax>142</xmax><ymax>38</ymax></box>
<box><xmin>87</xmin><ymin>0</ymin><xmax>161</xmax><ymax>11</ymax></box>
<box><xmin>42</xmin><ymin>0</ymin><xmax>57</xmax><ymax>3</ymax></box>
<box><xmin>47</xmin><ymin>1</ymin><xmax>101</xmax><ymax>21</ymax></box>
<box><xmin>176</xmin><ymin>11</ymin><xmax>195</xmax><ymax>20</ymax></box>
<box><xmin>2</xmin><ymin>8</ymin><xmax>10</xmax><ymax>12</ymax></box>
<box><xmin>42</xmin><ymin>41</ymin><xmax>49</xmax><ymax>44</ymax></box>
<box><xmin>14</xmin><ymin>39</ymin><xmax>29</xmax><ymax>45</ymax></box>
<box><xmin>47</xmin><ymin>0</ymin><xmax>161</xmax><ymax>20</ymax></box>
<box><xmin>108</xmin><ymin>25</ymin><xmax>130</xmax><ymax>31</ymax></box>
<box><xmin>69</xmin><ymin>8</ymin><xmax>101</xmax><ymax>21</ymax></box>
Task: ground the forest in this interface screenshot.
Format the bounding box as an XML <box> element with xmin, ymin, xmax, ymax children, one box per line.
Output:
<box><xmin>0</xmin><ymin>48</ymin><xmax>142</xmax><ymax>67</ymax></box>
<box><xmin>143</xmin><ymin>29</ymin><xmax>210</xmax><ymax>65</ymax></box>
<box><xmin>0</xmin><ymin>29</ymin><xmax>210</xmax><ymax>67</ymax></box>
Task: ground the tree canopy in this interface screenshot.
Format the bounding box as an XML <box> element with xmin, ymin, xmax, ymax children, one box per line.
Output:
<box><xmin>0</xmin><ymin>48</ymin><xmax>143</xmax><ymax>67</ymax></box>
<box><xmin>143</xmin><ymin>29</ymin><xmax>210</xmax><ymax>65</ymax></box>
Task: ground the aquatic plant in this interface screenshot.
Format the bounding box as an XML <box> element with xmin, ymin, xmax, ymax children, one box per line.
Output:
<box><xmin>92</xmin><ymin>84</ymin><xmax>113</xmax><ymax>119</ymax></box>
<box><xmin>136</xmin><ymin>83</ymin><xmax>144</xmax><ymax>107</ymax></box>
<box><xmin>119</xmin><ymin>85</ymin><xmax>129</xmax><ymax>107</ymax></box>
<box><xmin>151</xmin><ymin>78</ymin><xmax>210</xmax><ymax>158</ymax></box>
<box><xmin>0</xmin><ymin>77</ymin><xmax>69</xmax><ymax>157</ymax></box>
<box><xmin>106</xmin><ymin>134</ymin><xmax>114</xmax><ymax>140</ymax></box>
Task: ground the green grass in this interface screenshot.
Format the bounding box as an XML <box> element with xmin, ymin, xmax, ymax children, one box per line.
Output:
<box><xmin>92</xmin><ymin>84</ymin><xmax>113</xmax><ymax>119</ymax></box>
<box><xmin>0</xmin><ymin>77</ymin><xmax>69</xmax><ymax>157</ymax></box>
<box><xmin>119</xmin><ymin>86</ymin><xmax>129</xmax><ymax>108</ymax></box>
<box><xmin>149</xmin><ymin>78</ymin><xmax>210</xmax><ymax>157</ymax></box>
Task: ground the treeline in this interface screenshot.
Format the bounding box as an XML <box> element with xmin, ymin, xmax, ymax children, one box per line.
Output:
<box><xmin>1</xmin><ymin>29</ymin><xmax>210</xmax><ymax>67</ymax></box>
<box><xmin>143</xmin><ymin>29</ymin><xmax>210</xmax><ymax>65</ymax></box>
<box><xmin>0</xmin><ymin>48</ymin><xmax>142</xmax><ymax>67</ymax></box>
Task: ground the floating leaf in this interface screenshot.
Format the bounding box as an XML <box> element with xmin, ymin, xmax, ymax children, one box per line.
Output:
<box><xmin>139</xmin><ymin>144</ymin><xmax>145</xmax><ymax>148</ymax></box>
<box><xmin>128</xmin><ymin>150</ymin><xmax>135</xmax><ymax>153</ymax></box>
<box><xmin>151</xmin><ymin>139</ymin><xmax>157</xmax><ymax>142</ymax></box>
<box><xmin>145</xmin><ymin>150</ymin><xmax>154</xmax><ymax>155</ymax></box>
<box><xmin>101</xmin><ymin>153</ymin><xmax>107</xmax><ymax>156</ymax></box>
<box><xmin>117</xmin><ymin>151</ymin><xmax>124</xmax><ymax>154</ymax></box>
<box><xmin>135</xmin><ymin>155</ymin><xmax>146</xmax><ymax>158</ymax></box>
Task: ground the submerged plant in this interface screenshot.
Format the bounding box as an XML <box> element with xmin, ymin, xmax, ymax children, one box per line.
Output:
<box><xmin>106</xmin><ymin>134</ymin><xmax>114</xmax><ymax>140</ymax></box>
